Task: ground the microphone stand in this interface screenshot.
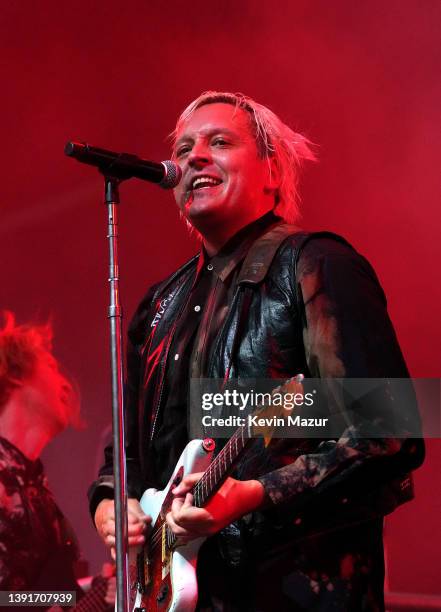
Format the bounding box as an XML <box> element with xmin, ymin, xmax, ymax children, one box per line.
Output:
<box><xmin>64</xmin><ymin>140</ymin><xmax>181</xmax><ymax>610</ymax></box>
<box><xmin>65</xmin><ymin>146</ymin><xmax>180</xmax><ymax>610</ymax></box>
<box><xmin>103</xmin><ymin>175</ymin><xmax>129</xmax><ymax>612</ymax></box>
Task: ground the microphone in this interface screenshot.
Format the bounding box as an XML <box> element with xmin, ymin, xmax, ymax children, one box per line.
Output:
<box><xmin>64</xmin><ymin>141</ymin><xmax>181</xmax><ymax>189</ymax></box>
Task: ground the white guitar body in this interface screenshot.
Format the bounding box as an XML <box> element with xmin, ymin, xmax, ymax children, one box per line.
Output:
<box><xmin>127</xmin><ymin>376</ymin><xmax>302</xmax><ymax>612</ymax></box>
<box><xmin>129</xmin><ymin>439</ymin><xmax>214</xmax><ymax>612</ymax></box>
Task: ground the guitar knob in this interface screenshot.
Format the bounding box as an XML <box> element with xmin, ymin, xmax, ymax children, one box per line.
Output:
<box><xmin>202</xmin><ymin>438</ymin><xmax>215</xmax><ymax>452</ymax></box>
<box><xmin>157</xmin><ymin>583</ymin><xmax>169</xmax><ymax>603</ymax></box>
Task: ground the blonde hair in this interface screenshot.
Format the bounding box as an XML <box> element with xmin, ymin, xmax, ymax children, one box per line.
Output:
<box><xmin>172</xmin><ymin>91</ymin><xmax>317</xmax><ymax>223</ymax></box>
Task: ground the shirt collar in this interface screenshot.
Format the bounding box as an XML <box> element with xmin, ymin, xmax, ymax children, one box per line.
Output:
<box><xmin>0</xmin><ymin>436</ymin><xmax>45</xmax><ymax>482</ymax></box>
<box><xmin>195</xmin><ymin>211</ymin><xmax>281</xmax><ymax>283</ymax></box>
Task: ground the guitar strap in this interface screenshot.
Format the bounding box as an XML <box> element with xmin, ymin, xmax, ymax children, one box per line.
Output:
<box><xmin>223</xmin><ymin>223</ymin><xmax>351</xmax><ymax>379</ymax></box>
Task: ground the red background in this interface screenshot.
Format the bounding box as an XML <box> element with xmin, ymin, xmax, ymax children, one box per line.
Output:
<box><xmin>1</xmin><ymin>0</ymin><xmax>440</xmax><ymax>592</ymax></box>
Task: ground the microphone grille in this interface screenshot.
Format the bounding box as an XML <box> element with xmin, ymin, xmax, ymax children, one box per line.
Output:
<box><xmin>160</xmin><ymin>160</ymin><xmax>182</xmax><ymax>189</ymax></box>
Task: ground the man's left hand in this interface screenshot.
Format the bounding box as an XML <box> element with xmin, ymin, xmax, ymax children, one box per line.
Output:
<box><xmin>166</xmin><ymin>473</ymin><xmax>265</xmax><ymax>542</ymax></box>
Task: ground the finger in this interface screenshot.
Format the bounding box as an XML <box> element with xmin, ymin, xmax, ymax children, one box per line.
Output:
<box><xmin>168</xmin><ymin>523</ymin><xmax>192</xmax><ymax>538</ymax></box>
<box><xmin>111</xmin><ymin>547</ymin><xmax>116</xmax><ymax>561</ymax></box>
<box><xmin>166</xmin><ymin>511</ymin><xmax>205</xmax><ymax>542</ymax></box>
<box><xmin>96</xmin><ymin>515</ymin><xmax>115</xmax><ymax>532</ymax></box>
<box><xmin>182</xmin><ymin>492</ymin><xmax>195</xmax><ymax>510</ymax></box>
<box><xmin>98</xmin><ymin>525</ymin><xmax>114</xmax><ymax>543</ymax></box>
<box><xmin>106</xmin><ymin>533</ymin><xmax>145</xmax><ymax>548</ymax></box>
<box><xmin>127</xmin><ymin>518</ymin><xmax>150</xmax><ymax>534</ymax></box>
<box><xmin>127</xmin><ymin>531</ymin><xmax>145</xmax><ymax>542</ymax></box>
<box><xmin>99</xmin><ymin>513</ymin><xmax>115</xmax><ymax>525</ymax></box>
<box><xmin>105</xmin><ymin>534</ymin><xmax>115</xmax><ymax>548</ymax></box>
<box><xmin>101</xmin><ymin>514</ymin><xmax>147</xmax><ymax>545</ymax></box>
<box><xmin>170</xmin><ymin>499</ymin><xmax>209</xmax><ymax>532</ymax></box>
<box><xmin>128</xmin><ymin>534</ymin><xmax>145</xmax><ymax>546</ymax></box>
<box><xmin>94</xmin><ymin>500</ymin><xmax>116</xmax><ymax>530</ymax></box>
<box><xmin>173</xmin><ymin>473</ymin><xmax>203</xmax><ymax>496</ymax></box>
<box><xmin>165</xmin><ymin>511</ymin><xmax>193</xmax><ymax>538</ymax></box>
<box><xmin>100</xmin><ymin>517</ymin><xmax>117</xmax><ymax>534</ymax></box>
<box><xmin>127</xmin><ymin>530</ymin><xmax>145</xmax><ymax>542</ymax></box>
<box><xmin>96</xmin><ymin>516</ymin><xmax>115</xmax><ymax>537</ymax></box>
<box><xmin>127</xmin><ymin>512</ymin><xmax>150</xmax><ymax>525</ymax></box>
<box><xmin>170</xmin><ymin>496</ymin><xmax>185</xmax><ymax>521</ymax></box>
<box><xmin>171</xmin><ymin>492</ymin><xmax>196</xmax><ymax>523</ymax></box>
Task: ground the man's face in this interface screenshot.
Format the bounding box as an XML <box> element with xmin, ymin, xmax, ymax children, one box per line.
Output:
<box><xmin>173</xmin><ymin>103</ymin><xmax>274</xmax><ymax>235</ymax></box>
<box><xmin>27</xmin><ymin>353</ymin><xmax>80</xmax><ymax>433</ymax></box>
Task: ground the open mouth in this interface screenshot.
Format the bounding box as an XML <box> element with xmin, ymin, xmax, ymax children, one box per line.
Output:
<box><xmin>190</xmin><ymin>175</ymin><xmax>223</xmax><ymax>191</ymax></box>
<box><xmin>182</xmin><ymin>175</ymin><xmax>223</xmax><ymax>211</ymax></box>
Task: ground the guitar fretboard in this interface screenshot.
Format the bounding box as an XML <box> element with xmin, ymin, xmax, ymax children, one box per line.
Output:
<box><xmin>166</xmin><ymin>423</ymin><xmax>253</xmax><ymax>550</ymax></box>
<box><xmin>192</xmin><ymin>423</ymin><xmax>252</xmax><ymax>508</ymax></box>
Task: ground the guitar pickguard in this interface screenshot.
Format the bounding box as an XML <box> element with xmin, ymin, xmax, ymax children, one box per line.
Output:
<box><xmin>129</xmin><ymin>439</ymin><xmax>214</xmax><ymax>612</ymax></box>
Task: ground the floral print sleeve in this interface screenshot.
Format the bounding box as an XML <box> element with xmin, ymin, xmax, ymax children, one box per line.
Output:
<box><xmin>0</xmin><ymin>437</ymin><xmax>73</xmax><ymax>590</ymax></box>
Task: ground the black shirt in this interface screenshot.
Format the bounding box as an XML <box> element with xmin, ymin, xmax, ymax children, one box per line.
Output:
<box><xmin>151</xmin><ymin>212</ymin><xmax>280</xmax><ymax>488</ymax></box>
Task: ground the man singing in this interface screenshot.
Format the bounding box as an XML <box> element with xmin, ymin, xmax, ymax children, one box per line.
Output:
<box><xmin>90</xmin><ymin>92</ymin><xmax>423</xmax><ymax>611</ymax></box>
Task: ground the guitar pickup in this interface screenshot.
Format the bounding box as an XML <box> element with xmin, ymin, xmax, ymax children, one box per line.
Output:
<box><xmin>136</xmin><ymin>549</ymin><xmax>150</xmax><ymax>593</ymax></box>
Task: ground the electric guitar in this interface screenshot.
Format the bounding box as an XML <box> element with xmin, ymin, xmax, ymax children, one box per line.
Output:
<box><xmin>129</xmin><ymin>376</ymin><xmax>304</xmax><ymax>612</ymax></box>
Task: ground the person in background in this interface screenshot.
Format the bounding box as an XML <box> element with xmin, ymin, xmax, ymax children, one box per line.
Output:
<box><xmin>0</xmin><ymin>311</ymin><xmax>114</xmax><ymax>610</ymax></box>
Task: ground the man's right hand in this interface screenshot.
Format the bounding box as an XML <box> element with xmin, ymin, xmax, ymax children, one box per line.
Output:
<box><xmin>94</xmin><ymin>498</ymin><xmax>151</xmax><ymax>559</ymax></box>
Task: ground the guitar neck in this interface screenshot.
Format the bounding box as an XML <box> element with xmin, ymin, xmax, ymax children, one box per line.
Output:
<box><xmin>192</xmin><ymin>424</ymin><xmax>253</xmax><ymax>508</ymax></box>
<box><xmin>190</xmin><ymin>376</ymin><xmax>304</xmax><ymax>508</ymax></box>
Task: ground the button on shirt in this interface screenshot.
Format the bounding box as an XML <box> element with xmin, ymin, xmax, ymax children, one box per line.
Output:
<box><xmin>150</xmin><ymin>212</ymin><xmax>280</xmax><ymax>488</ymax></box>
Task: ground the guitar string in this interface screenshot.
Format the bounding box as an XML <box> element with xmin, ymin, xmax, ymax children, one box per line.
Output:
<box><xmin>147</xmin><ymin>383</ymin><xmax>287</xmax><ymax>548</ymax></box>
<box><xmin>147</xmin><ymin>426</ymin><xmax>249</xmax><ymax>552</ymax></box>
<box><xmin>136</xmin><ymin>381</ymin><xmax>296</xmax><ymax>581</ymax></box>
<box><xmin>147</xmin><ymin>394</ymin><xmax>282</xmax><ymax>551</ymax></box>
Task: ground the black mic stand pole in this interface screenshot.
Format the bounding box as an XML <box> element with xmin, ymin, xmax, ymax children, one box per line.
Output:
<box><xmin>104</xmin><ymin>175</ymin><xmax>129</xmax><ymax>612</ymax></box>
<box><xmin>65</xmin><ymin>145</ymin><xmax>181</xmax><ymax>610</ymax></box>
